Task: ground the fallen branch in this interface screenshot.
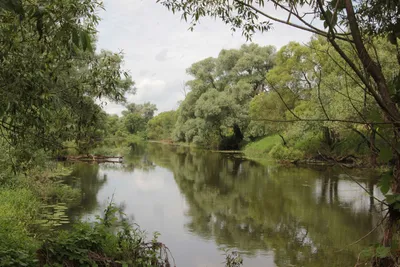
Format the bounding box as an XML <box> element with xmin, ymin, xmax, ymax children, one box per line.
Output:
<box><xmin>59</xmin><ymin>154</ymin><xmax>123</xmax><ymax>163</ymax></box>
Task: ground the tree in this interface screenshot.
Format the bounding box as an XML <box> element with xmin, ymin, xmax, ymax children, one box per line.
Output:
<box><xmin>122</xmin><ymin>102</ymin><xmax>158</xmax><ymax>122</ymax></box>
<box><xmin>174</xmin><ymin>44</ymin><xmax>275</xmax><ymax>149</ymax></box>
<box><xmin>0</xmin><ymin>0</ymin><xmax>134</xmax><ymax>165</ymax></box>
<box><xmin>121</xmin><ymin>102</ymin><xmax>158</xmax><ymax>136</ymax></box>
<box><xmin>123</xmin><ymin>113</ymin><xmax>147</xmax><ymax>135</ymax></box>
<box><xmin>147</xmin><ymin>111</ymin><xmax>177</xmax><ymax>140</ymax></box>
<box><xmin>157</xmin><ymin>0</ymin><xmax>400</xmax><ymax>262</ymax></box>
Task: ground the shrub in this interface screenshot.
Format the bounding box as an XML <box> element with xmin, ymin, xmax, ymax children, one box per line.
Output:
<box><xmin>293</xmin><ymin>132</ymin><xmax>323</xmax><ymax>157</ymax></box>
<box><xmin>38</xmin><ymin>201</ymin><xmax>174</xmax><ymax>267</ymax></box>
<box><xmin>18</xmin><ymin>167</ymin><xmax>79</xmax><ymax>206</ymax></box>
<box><xmin>243</xmin><ymin>135</ymin><xmax>282</xmax><ymax>158</ymax></box>
<box><xmin>0</xmin><ymin>188</ymin><xmax>41</xmax><ymax>266</ymax></box>
<box><xmin>269</xmin><ymin>144</ymin><xmax>304</xmax><ymax>160</ymax></box>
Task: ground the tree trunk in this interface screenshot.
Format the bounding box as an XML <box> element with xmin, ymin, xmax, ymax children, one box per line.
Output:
<box><xmin>369</xmin><ymin>125</ymin><xmax>377</xmax><ymax>166</ymax></box>
<box><xmin>233</xmin><ymin>124</ymin><xmax>244</xmax><ymax>142</ymax></box>
<box><xmin>340</xmin><ymin>2</ymin><xmax>400</xmax><ymax>264</ymax></box>
<box><xmin>323</xmin><ymin>127</ymin><xmax>335</xmax><ymax>150</ymax></box>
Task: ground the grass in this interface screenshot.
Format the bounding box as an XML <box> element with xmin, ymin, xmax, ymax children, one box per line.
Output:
<box><xmin>0</xmin><ymin>164</ymin><xmax>81</xmax><ymax>266</ymax></box>
<box><xmin>0</xmin><ymin>188</ymin><xmax>41</xmax><ymax>266</ymax></box>
<box><xmin>242</xmin><ymin>135</ymin><xmax>282</xmax><ymax>159</ymax></box>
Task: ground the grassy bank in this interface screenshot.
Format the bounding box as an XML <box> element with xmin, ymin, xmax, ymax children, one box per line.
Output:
<box><xmin>0</xmin><ymin>164</ymin><xmax>78</xmax><ymax>266</ymax></box>
<box><xmin>242</xmin><ymin>135</ymin><xmax>282</xmax><ymax>159</ymax></box>
<box><xmin>0</xmin><ymin>161</ymin><xmax>174</xmax><ymax>266</ymax></box>
<box><xmin>242</xmin><ymin>134</ymin><xmax>307</xmax><ymax>162</ymax></box>
<box><xmin>241</xmin><ymin>132</ymin><xmax>392</xmax><ymax>168</ymax></box>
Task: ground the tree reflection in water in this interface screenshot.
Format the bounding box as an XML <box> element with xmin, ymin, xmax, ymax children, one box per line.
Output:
<box><xmin>147</xmin><ymin>144</ymin><xmax>383</xmax><ymax>267</ymax></box>
<box><xmin>69</xmin><ymin>143</ymin><xmax>384</xmax><ymax>266</ymax></box>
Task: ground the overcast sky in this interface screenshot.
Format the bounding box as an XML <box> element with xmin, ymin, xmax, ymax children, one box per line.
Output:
<box><xmin>96</xmin><ymin>0</ymin><xmax>313</xmax><ymax>115</ymax></box>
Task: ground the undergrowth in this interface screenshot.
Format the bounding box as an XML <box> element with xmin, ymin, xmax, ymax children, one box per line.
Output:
<box><xmin>38</xmin><ymin>200</ymin><xmax>175</xmax><ymax>267</ymax></box>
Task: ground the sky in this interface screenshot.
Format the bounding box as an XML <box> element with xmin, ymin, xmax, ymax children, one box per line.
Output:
<box><xmin>96</xmin><ymin>0</ymin><xmax>313</xmax><ymax>115</ymax></box>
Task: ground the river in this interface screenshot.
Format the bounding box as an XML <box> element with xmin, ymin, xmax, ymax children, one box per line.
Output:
<box><xmin>66</xmin><ymin>143</ymin><xmax>384</xmax><ymax>267</ymax></box>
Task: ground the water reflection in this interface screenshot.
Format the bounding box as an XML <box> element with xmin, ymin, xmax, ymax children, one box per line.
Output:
<box><xmin>69</xmin><ymin>143</ymin><xmax>384</xmax><ymax>267</ymax></box>
<box><xmin>66</xmin><ymin>163</ymin><xmax>107</xmax><ymax>220</ymax></box>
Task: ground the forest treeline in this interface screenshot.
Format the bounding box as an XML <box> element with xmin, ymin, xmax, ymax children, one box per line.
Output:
<box><xmin>127</xmin><ymin>38</ymin><xmax>397</xmax><ymax>166</ymax></box>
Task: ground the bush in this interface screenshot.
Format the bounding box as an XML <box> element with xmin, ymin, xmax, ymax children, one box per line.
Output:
<box><xmin>19</xmin><ymin>167</ymin><xmax>79</xmax><ymax>206</ymax></box>
<box><xmin>0</xmin><ymin>188</ymin><xmax>41</xmax><ymax>266</ymax></box>
<box><xmin>243</xmin><ymin>135</ymin><xmax>282</xmax><ymax>158</ymax></box>
<box><xmin>293</xmin><ymin>132</ymin><xmax>323</xmax><ymax>157</ymax></box>
<box><xmin>269</xmin><ymin>144</ymin><xmax>304</xmax><ymax>160</ymax></box>
<box><xmin>38</xmin><ymin>202</ymin><xmax>174</xmax><ymax>267</ymax></box>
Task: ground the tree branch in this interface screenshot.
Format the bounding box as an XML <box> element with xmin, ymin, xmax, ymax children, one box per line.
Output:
<box><xmin>233</xmin><ymin>0</ymin><xmax>351</xmax><ymax>42</ymax></box>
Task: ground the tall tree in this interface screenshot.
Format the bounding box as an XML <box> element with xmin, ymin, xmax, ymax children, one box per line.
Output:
<box><xmin>175</xmin><ymin>44</ymin><xmax>275</xmax><ymax>149</ymax></box>
<box><xmin>0</xmin><ymin>0</ymin><xmax>134</xmax><ymax>165</ymax></box>
<box><xmin>121</xmin><ymin>102</ymin><xmax>158</xmax><ymax>135</ymax></box>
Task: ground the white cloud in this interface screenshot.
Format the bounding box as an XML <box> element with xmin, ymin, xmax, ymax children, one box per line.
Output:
<box><xmin>133</xmin><ymin>173</ymin><xmax>165</xmax><ymax>192</ymax></box>
<box><xmin>97</xmin><ymin>0</ymin><xmax>313</xmax><ymax>115</ymax></box>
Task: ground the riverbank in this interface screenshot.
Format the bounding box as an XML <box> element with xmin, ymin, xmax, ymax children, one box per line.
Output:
<box><xmin>0</xmin><ymin>163</ymin><xmax>78</xmax><ymax>265</ymax></box>
<box><xmin>147</xmin><ymin>136</ymin><xmax>380</xmax><ymax>168</ymax></box>
<box><xmin>0</xmin><ymin>160</ymin><xmax>173</xmax><ymax>266</ymax></box>
<box><xmin>242</xmin><ymin>135</ymin><xmax>388</xmax><ymax>168</ymax></box>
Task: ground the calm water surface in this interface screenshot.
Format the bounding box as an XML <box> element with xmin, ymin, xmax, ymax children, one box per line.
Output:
<box><xmin>67</xmin><ymin>143</ymin><xmax>383</xmax><ymax>267</ymax></box>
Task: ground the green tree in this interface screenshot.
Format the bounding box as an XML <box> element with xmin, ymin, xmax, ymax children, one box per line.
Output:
<box><xmin>122</xmin><ymin>102</ymin><xmax>158</xmax><ymax>122</ymax></box>
<box><xmin>0</xmin><ymin>0</ymin><xmax>134</xmax><ymax>163</ymax></box>
<box><xmin>147</xmin><ymin>111</ymin><xmax>177</xmax><ymax>140</ymax></box>
<box><xmin>121</xmin><ymin>102</ymin><xmax>158</xmax><ymax>135</ymax></box>
<box><xmin>123</xmin><ymin>113</ymin><xmax>147</xmax><ymax>135</ymax></box>
<box><xmin>174</xmin><ymin>44</ymin><xmax>275</xmax><ymax>149</ymax></box>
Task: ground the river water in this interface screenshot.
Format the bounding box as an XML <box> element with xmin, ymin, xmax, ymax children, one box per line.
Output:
<box><xmin>67</xmin><ymin>143</ymin><xmax>384</xmax><ymax>267</ymax></box>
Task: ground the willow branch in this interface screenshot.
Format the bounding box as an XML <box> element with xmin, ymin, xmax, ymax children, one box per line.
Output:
<box><xmin>233</xmin><ymin>0</ymin><xmax>351</xmax><ymax>42</ymax></box>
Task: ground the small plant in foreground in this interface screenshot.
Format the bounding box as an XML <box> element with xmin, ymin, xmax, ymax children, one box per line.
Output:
<box><xmin>224</xmin><ymin>250</ymin><xmax>243</xmax><ymax>267</ymax></box>
<box><xmin>37</xmin><ymin>200</ymin><xmax>175</xmax><ymax>267</ymax></box>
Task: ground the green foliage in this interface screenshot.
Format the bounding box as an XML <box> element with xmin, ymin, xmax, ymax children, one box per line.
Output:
<box><xmin>359</xmin><ymin>244</ymin><xmax>394</xmax><ymax>265</ymax></box>
<box><xmin>269</xmin><ymin>143</ymin><xmax>304</xmax><ymax>160</ymax></box>
<box><xmin>174</xmin><ymin>44</ymin><xmax>275</xmax><ymax>149</ymax></box>
<box><xmin>147</xmin><ymin>111</ymin><xmax>177</xmax><ymax>140</ymax></box>
<box><xmin>39</xmin><ymin>201</ymin><xmax>173</xmax><ymax>267</ymax></box>
<box><xmin>244</xmin><ymin>37</ymin><xmax>397</xmax><ymax>164</ymax></box>
<box><xmin>18</xmin><ymin>166</ymin><xmax>79</xmax><ymax>206</ymax></box>
<box><xmin>122</xmin><ymin>102</ymin><xmax>158</xmax><ymax>122</ymax></box>
<box><xmin>243</xmin><ymin>135</ymin><xmax>282</xmax><ymax>158</ymax></box>
<box><xmin>0</xmin><ymin>188</ymin><xmax>41</xmax><ymax>266</ymax></box>
<box><xmin>124</xmin><ymin>113</ymin><xmax>147</xmax><ymax>135</ymax></box>
<box><xmin>0</xmin><ymin>0</ymin><xmax>135</xmax><ymax>160</ymax></box>
<box><xmin>379</xmin><ymin>172</ymin><xmax>393</xmax><ymax>195</ymax></box>
<box><xmin>224</xmin><ymin>250</ymin><xmax>243</xmax><ymax>267</ymax></box>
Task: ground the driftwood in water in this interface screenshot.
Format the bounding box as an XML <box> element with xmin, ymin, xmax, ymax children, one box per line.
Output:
<box><xmin>62</xmin><ymin>154</ymin><xmax>123</xmax><ymax>163</ymax></box>
<box><xmin>291</xmin><ymin>153</ymin><xmax>358</xmax><ymax>167</ymax></box>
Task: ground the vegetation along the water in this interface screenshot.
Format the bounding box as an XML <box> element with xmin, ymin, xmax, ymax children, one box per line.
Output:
<box><xmin>0</xmin><ymin>0</ymin><xmax>399</xmax><ymax>266</ymax></box>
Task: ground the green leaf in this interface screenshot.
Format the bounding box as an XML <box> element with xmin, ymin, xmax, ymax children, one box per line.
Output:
<box><xmin>80</xmin><ymin>30</ymin><xmax>88</xmax><ymax>51</ymax></box>
<box><xmin>379</xmin><ymin>172</ymin><xmax>392</xmax><ymax>195</ymax></box>
<box><xmin>386</xmin><ymin>194</ymin><xmax>397</xmax><ymax>204</ymax></box>
<box><xmin>376</xmin><ymin>246</ymin><xmax>391</xmax><ymax>258</ymax></box>
<box><xmin>379</xmin><ymin>146</ymin><xmax>393</xmax><ymax>163</ymax></box>
<box><xmin>85</xmin><ymin>31</ymin><xmax>92</xmax><ymax>52</ymax></box>
<box><xmin>72</xmin><ymin>28</ymin><xmax>80</xmax><ymax>47</ymax></box>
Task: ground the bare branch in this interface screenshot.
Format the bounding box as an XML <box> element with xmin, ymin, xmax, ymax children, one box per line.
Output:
<box><xmin>233</xmin><ymin>0</ymin><xmax>349</xmax><ymax>42</ymax></box>
<box><xmin>316</xmin><ymin>69</ymin><xmax>330</xmax><ymax>120</ymax></box>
